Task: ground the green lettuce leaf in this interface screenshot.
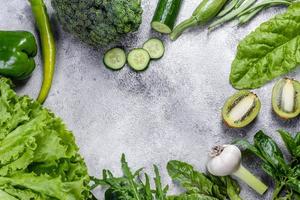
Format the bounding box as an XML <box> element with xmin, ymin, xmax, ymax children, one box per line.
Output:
<box><xmin>230</xmin><ymin>2</ymin><xmax>300</xmax><ymax>89</ymax></box>
<box><xmin>0</xmin><ymin>78</ymin><xmax>91</xmax><ymax>200</ymax></box>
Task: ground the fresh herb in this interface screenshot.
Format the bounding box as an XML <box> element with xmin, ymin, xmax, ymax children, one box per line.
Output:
<box><xmin>29</xmin><ymin>0</ymin><xmax>56</xmax><ymax>104</ymax></box>
<box><xmin>167</xmin><ymin>160</ymin><xmax>242</xmax><ymax>200</ymax></box>
<box><xmin>91</xmin><ymin>154</ymin><xmax>168</xmax><ymax>200</ymax></box>
<box><xmin>92</xmin><ymin>156</ymin><xmax>242</xmax><ymax>199</ymax></box>
<box><xmin>0</xmin><ymin>78</ymin><xmax>91</xmax><ymax>199</ymax></box>
<box><xmin>236</xmin><ymin>130</ymin><xmax>300</xmax><ymax>199</ymax></box>
<box><xmin>230</xmin><ymin>2</ymin><xmax>300</xmax><ymax>89</ymax></box>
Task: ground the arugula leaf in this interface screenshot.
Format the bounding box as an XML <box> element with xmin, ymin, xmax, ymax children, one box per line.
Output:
<box><xmin>167</xmin><ymin>193</ymin><xmax>219</xmax><ymax>200</ymax></box>
<box><xmin>121</xmin><ymin>154</ymin><xmax>142</xmax><ymax>200</ymax></box>
<box><xmin>154</xmin><ymin>165</ymin><xmax>168</xmax><ymax>200</ymax></box>
<box><xmin>94</xmin><ymin>155</ymin><xmax>169</xmax><ymax>200</ymax></box>
<box><xmin>230</xmin><ymin>2</ymin><xmax>300</xmax><ymax>89</ymax></box>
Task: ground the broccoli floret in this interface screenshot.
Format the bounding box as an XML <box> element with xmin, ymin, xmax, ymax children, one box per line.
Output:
<box><xmin>51</xmin><ymin>0</ymin><xmax>143</xmax><ymax>46</ymax></box>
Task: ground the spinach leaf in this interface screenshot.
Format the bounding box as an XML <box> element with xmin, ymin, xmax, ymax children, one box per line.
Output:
<box><xmin>167</xmin><ymin>160</ymin><xmax>241</xmax><ymax>200</ymax></box>
<box><xmin>278</xmin><ymin>130</ymin><xmax>298</xmax><ymax>157</ymax></box>
<box><xmin>254</xmin><ymin>131</ymin><xmax>288</xmax><ymax>173</ymax></box>
<box><xmin>167</xmin><ymin>160</ymin><xmax>214</xmax><ymax>195</ymax></box>
<box><xmin>230</xmin><ymin>2</ymin><xmax>300</xmax><ymax>89</ymax></box>
<box><xmin>236</xmin><ymin>129</ymin><xmax>300</xmax><ymax>199</ymax></box>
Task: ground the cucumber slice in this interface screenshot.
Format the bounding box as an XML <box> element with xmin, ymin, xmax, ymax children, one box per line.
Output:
<box><xmin>151</xmin><ymin>0</ymin><xmax>183</xmax><ymax>34</ymax></box>
<box><xmin>143</xmin><ymin>38</ymin><xmax>165</xmax><ymax>59</ymax></box>
<box><xmin>103</xmin><ymin>48</ymin><xmax>126</xmax><ymax>70</ymax></box>
<box><xmin>127</xmin><ymin>49</ymin><xmax>150</xmax><ymax>71</ymax></box>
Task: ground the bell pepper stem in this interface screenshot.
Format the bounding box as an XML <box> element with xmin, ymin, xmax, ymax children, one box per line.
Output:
<box><xmin>233</xmin><ymin>165</ymin><xmax>268</xmax><ymax>195</ymax></box>
<box><xmin>170</xmin><ymin>17</ymin><xmax>198</xmax><ymax>41</ymax></box>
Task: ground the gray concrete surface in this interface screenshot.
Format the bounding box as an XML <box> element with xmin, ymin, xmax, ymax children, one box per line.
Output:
<box><xmin>0</xmin><ymin>0</ymin><xmax>298</xmax><ymax>199</ymax></box>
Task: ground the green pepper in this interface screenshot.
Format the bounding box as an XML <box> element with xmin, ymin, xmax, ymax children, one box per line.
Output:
<box><xmin>29</xmin><ymin>0</ymin><xmax>56</xmax><ymax>104</ymax></box>
<box><xmin>0</xmin><ymin>31</ymin><xmax>37</xmax><ymax>80</ymax></box>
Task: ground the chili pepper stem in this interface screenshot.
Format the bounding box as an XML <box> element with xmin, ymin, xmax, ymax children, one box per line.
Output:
<box><xmin>170</xmin><ymin>17</ymin><xmax>198</xmax><ymax>40</ymax></box>
<box><xmin>233</xmin><ymin>165</ymin><xmax>268</xmax><ymax>195</ymax></box>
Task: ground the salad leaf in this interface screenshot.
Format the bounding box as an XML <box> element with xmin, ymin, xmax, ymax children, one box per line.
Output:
<box><xmin>236</xmin><ymin>130</ymin><xmax>300</xmax><ymax>199</ymax></box>
<box><xmin>167</xmin><ymin>160</ymin><xmax>241</xmax><ymax>200</ymax></box>
<box><xmin>0</xmin><ymin>78</ymin><xmax>91</xmax><ymax>199</ymax></box>
<box><xmin>167</xmin><ymin>193</ymin><xmax>219</xmax><ymax>200</ymax></box>
<box><xmin>230</xmin><ymin>2</ymin><xmax>300</xmax><ymax>89</ymax></box>
<box><xmin>253</xmin><ymin>131</ymin><xmax>288</xmax><ymax>173</ymax></box>
<box><xmin>92</xmin><ymin>154</ymin><xmax>168</xmax><ymax>200</ymax></box>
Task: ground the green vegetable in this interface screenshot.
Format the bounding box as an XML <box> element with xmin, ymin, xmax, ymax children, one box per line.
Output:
<box><xmin>91</xmin><ymin>154</ymin><xmax>168</xmax><ymax>200</ymax></box>
<box><xmin>236</xmin><ymin>130</ymin><xmax>300</xmax><ymax>199</ymax></box>
<box><xmin>0</xmin><ymin>78</ymin><xmax>91</xmax><ymax>199</ymax></box>
<box><xmin>167</xmin><ymin>160</ymin><xmax>242</xmax><ymax>200</ymax></box>
<box><xmin>209</xmin><ymin>0</ymin><xmax>293</xmax><ymax>29</ymax></box>
<box><xmin>127</xmin><ymin>48</ymin><xmax>151</xmax><ymax>71</ymax></box>
<box><xmin>151</xmin><ymin>0</ymin><xmax>183</xmax><ymax>34</ymax></box>
<box><xmin>103</xmin><ymin>48</ymin><xmax>126</xmax><ymax>70</ymax></box>
<box><xmin>143</xmin><ymin>38</ymin><xmax>165</xmax><ymax>59</ymax></box>
<box><xmin>51</xmin><ymin>0</ymin><xmax>143</xmax><ymax>47</ymax></box>
<box><xmin>230</xmin><ymin>2</ymin><xmax>300</xmax><ymax>89</ymax></box>
<box><xmin>170</xmin><ymin>0</ymin><xmax>228</xmax><ymax>40</ymax></box>
<box><xmin>29</xmin><ymin>0</ymin><xmax>56</xmax><ymax>104</ymax></box>
<box><xmin>236</xmin><ymin>0</ymin><xmax>293</xmax><ymax>25</ymax></box>
<box><xmin>206</xmin><ymin>145</ymin><xmax>267</xmax><ymax>195</ymax></box>
<box><xmin>209</xmin><ymin>0</ymin><xmax>257</xmax><ymax>29</ymax></box>
<box><xmin>0</xmin><ymin>31</ymin><xmax>37</xmax><ymax>80</ymax></box>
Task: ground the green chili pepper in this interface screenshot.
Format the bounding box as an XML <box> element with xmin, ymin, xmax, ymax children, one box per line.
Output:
<box><xmin>0</xmin><ymin>31</ymin><xmax>37</xmax><ymax>80</ymax></box>
<box><xmin>170</xmin><ymin>0</ymin><xmax>228</xmax><ymax>40</ymax></box>
<box><xmin>29</xmin><ymin>0</ymin><xmax>56</xmax><ymax>104</ymax></box>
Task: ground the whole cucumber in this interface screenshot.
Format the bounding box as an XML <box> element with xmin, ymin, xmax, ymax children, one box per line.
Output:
<box><xmin>170</xmin><ymin>0</ymin><xmax>228</xmax><ymax>40</ymax></box>
<box><xmin>151</xmin><ymin>0</ymin><xmax>183</xmax><ymax>34</ymax></box>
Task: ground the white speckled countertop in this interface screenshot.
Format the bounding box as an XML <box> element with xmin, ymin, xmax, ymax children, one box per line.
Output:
<box><xmin>1</xmin><ymin>0</ymin><xmax>297</xmax><ymax>199</ymax></box>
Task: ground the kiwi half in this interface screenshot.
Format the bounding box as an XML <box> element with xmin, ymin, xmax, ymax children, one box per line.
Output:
<box><xmin>272</xmin><ymin>78</ymin><xmax>300</xmax><ymax>119</ymax></box>
<box><xmin>222</xmin><ymin>90</ymin><xmax>261</xmax><ymax>128</ymax></box>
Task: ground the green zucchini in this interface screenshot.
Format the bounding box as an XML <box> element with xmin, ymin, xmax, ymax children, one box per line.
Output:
<box><xmin>151</xmin><ymin>0</ymin><xmax>183</xmax><ymax>34</ymax></box>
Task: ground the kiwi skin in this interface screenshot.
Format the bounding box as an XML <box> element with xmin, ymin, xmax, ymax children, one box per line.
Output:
<box><xmin>272</xmin><ymin>78</ymin><xmax>300</xmax><ymax>120</ymax></box>
<box><xmin>222</xmin><ymin>90</ymin><xmax>261</xmax><ymax>128</ymax></box>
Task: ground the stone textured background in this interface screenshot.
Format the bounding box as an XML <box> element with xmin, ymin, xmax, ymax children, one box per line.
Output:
<box><xmin>1</xmin><ymin>0</ymin><xmax>298</xmax><ymax>199</ymax></box>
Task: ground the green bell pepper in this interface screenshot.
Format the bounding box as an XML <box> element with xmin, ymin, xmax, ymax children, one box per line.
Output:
<box><xmin>0</xmin><ymin>31</ymin><xmax>37</xmax><ymax>80</ymax></box>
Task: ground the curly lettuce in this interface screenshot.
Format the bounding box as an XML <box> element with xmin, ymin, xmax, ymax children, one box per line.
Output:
<box><xmin>230</xmin><ymin>2</ymin><xmax>300</xmax><ymax>89</ymax></box>
<box><xmin>0</xmin><ymin>78</ymin><xmax>90</xmax><ymax>200</ymax></box>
